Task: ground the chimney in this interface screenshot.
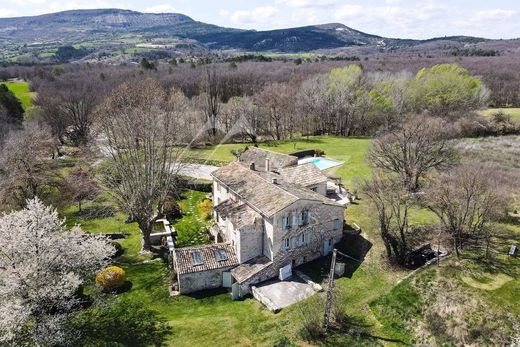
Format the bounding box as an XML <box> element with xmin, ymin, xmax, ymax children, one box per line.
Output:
<box><xmin>272</xmin><ymin>177</ymin><xmax>278</xmax><ymax>185</ymax></box>
<box><xmin>249</xmin><ymin>162</ymin><xmax>256</xmax><ymax>171</ymax></box>
<box><xmin>265</xmin><ymin>158</ymin><xmax>270</xmax><ymax>172</ymax></box>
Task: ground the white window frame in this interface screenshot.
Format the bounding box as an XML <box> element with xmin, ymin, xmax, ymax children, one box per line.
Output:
<box><xmin>283</xmin><ymin>238</ymin><xmax>290</xmax><ymax>250</ymax></box>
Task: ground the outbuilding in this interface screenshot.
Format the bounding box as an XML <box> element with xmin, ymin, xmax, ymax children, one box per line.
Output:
<box><xmin>172</xmin><ymin>243</ymin><xmax>239</xmax><ymax>294</ymax></box>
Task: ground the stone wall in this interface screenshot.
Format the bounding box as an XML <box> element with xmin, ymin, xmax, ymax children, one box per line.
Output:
<box><xmin>237</xmin><ymin>221</ymin><xmax>264</xmax><ymax>263</ymax></box>
<box><xmin>178</xmin><ymin>266</ymin><xmax>235</xmax><ymax>294</ymax></box>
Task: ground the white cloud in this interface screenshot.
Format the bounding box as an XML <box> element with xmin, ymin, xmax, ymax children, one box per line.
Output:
<box><xmin>334</xmin><ymin>4</ymin><xmax>363</xmax><ymax>19</ymax></box>
<box><xmin>472</xmin><ymin>8</ymin><xmax>517</xmax><ymax>21</ymax></box>
<box><xmin>276</xmin><ymin>0</ymin><xmax>337</xmax><ymax>9</ymax></box>
<box><xmin>46</xmin><ymin>0</ymin><xmax>111</xmax><ymax>12</ymax></box>
<box><xmin>229</xmin><ymin>6</ymin><xmax>278</xmax><ymax>26</ymax></box>
<box><xmin>0</xmin><ymin>8</ymin><xmax>19</xmax><ymax>17</ymax></box>
<box><xmin>144</xmin><ymin>3</ymin><xmax>178</xmax><ymax>13</ymax></box>
<box><xmin>333</xmin><ymin>1</ymin><xmax>454</xmax><ymax>38</ymax></box>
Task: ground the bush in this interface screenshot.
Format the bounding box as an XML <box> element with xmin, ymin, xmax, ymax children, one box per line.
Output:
<box><xmin>95</xmin><ymin>266</ymin><xmax>126</xmax><ymax>292</ymax></box>
<box><xmin>197</xmin><ymin>199</ymin><xmax>213</xmax><ymax>220</ymax></box>
<box><xmin>163</xmin><ymin>198</ymin><xmax>183</xmax><ymax>221</ymax></box>
<box><xmin>297</xmin><ymin>295</ymin><xmax>325</xmax><ymax>341</ymax></box>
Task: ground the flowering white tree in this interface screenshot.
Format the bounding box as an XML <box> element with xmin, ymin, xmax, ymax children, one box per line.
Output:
<box><xmin>0</xmin><ymin>198</ymin><xmax>114</xmax><ymax>345</ymax></box>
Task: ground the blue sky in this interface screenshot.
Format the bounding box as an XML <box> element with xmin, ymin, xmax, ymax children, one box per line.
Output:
<box><xmin>1</xmin><ymin>0</ymin><xmax>519</xmax><ymax>39</ymax></box>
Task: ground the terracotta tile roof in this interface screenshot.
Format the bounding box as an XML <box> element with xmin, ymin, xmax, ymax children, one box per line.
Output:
<box><xmin>174</xmin><ymin>243</ymin><xmax>239</xmax><ymax>275</ymax></box>
<box><xmin>278</xmin><ymin>163</ymin><xmax>328</xmax><ymax>187</ymax></box>
<box><xmin>231</xmin><ymin>255</ymin><xmax>273</xmax><ymax>283</ymax></box>
<box><xmin>238</xmin><ymin>147</ymin><xmax>298</xmax><ymax>171</ymax></box>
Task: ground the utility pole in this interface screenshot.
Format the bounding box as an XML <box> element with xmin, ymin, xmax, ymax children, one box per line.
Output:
<box><xmin>323</xmin><ymin>248</ymin><xmax>362</xmax><ymax>332</ymax></box>
<box><xmin>323</xmin><ymin>249</ymin><xmax>337</xmax><ymax>332</ymax></box>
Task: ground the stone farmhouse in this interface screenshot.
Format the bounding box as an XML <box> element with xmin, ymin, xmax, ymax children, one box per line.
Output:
<box><xmin>172</xmin><ymin>147</ymin><xmax>346</xmax><ymax>297</ymax></box>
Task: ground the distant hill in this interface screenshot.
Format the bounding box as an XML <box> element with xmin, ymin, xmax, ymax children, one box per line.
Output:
<box><xmin>0</xmin><ymin>8</ymin><xmax>509</xmax><ymax>63</ymax></box>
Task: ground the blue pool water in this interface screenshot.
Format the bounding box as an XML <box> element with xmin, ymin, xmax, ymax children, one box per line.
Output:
<box><xmin>298</xmin><ymin>157</ymin><xmax>343</xmax><ymax>170</ymax></box>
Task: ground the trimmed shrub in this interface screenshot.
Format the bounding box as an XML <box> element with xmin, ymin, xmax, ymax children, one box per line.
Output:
<box><xmin>95</xmin><ymin>266</ymin><xmax>126</xmax><ymax>292</ymax></box>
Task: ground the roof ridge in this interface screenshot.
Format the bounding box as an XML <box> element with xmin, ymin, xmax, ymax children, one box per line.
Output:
<box><xmin>248</xmin><ymin>146</ymin><xmax>298</xmax><ymax>158</ymax></box>
<box><xmin>246</xmin><ymin>164</ymin><xmax>301</xmax><ymax>201</ymax></box>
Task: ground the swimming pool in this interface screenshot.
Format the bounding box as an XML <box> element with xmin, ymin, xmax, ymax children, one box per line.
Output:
<box><xmin>298</xmin><ymin>157</ymin><xmax>343</xmax><ymax>170</ymax></box>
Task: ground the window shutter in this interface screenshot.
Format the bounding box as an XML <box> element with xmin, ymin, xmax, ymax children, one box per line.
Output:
<box><xmin>292</xmin><ymin>213</ymin><xmax>297</xmax><ymax>228</ymax></box>
<box><xmin>306</xmin><ymin>230</ymin><xmax>312</xmax><ymax>244</ymax></box>
<box><xmin>307</xmin><ymin>211</ymin><xmax>312</xmax><ymax>224</ymax></box>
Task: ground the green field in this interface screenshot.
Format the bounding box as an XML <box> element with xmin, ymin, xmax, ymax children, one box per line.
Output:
<box><xmin>3</xmin><ymin>80</ymin><xmax>34</xmax><ymax>111</ymax></box>
<box><xmin>480</xmin><ymin>108</ymin><xmax>520</xmax><ymax>120</ymax></box>
<box><xmin>58</xmin><ymin>136</ymin><xmax>519</xmax><ymax>346</ymax></box>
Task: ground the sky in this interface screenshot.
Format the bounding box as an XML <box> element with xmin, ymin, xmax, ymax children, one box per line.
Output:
<box><xmin>1</xmin><ymin>0</ymin><xmax>519</xmax><ymax>39</ymax></box>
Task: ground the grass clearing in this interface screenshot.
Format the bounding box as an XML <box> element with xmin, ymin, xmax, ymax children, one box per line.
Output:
<box><xmin>3</xmin><ymin>80</ymin><xmax>35</xmax><ymax>111</ymax></box>
<box><xmin>187</xmin><ymin>136</ymin><xmax>371</xmax><ymax>187</ymax></box>
<box><xmin>479</xmin><ymin>108</ymin><xmax>520</xmax><ymax>120</ymax></box>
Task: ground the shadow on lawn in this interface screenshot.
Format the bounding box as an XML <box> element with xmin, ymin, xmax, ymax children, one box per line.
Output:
<box><xmin>297</xmin><ymin>232</ymin><xmax>372</xmax><ymax>283</ymax></box>
<box><xmin>325</xmin><ymin>314</ymin><xmax>409</xmax><ymax>346</ymax></box>
<box><xmin>70</xmin><ymin>301</ymin><xmax>172</xmax><ymax>347</ymax></box>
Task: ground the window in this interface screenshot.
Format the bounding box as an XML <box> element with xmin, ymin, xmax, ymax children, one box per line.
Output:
<box><xmin>311</xmin><ymin>187</ymin><xmax>317</xmax><ymax>192</ymax></box>
<box><xmin>191</xmin><ymin>251</ymin><xmax>204</xmax><ymax>266</ymax></box>
<box><xmin>333</xmin><ymin>218</ymin><xmax>341</xmax><ymax>230</ymax></box>
<box><xmin>283</xmin><ymin>238</ymin><xmax>290</xmax><ymax>250</ymax></box>
<box><xmin>300</xmin><ymin>233</ymin><xmax>306</xmax><ymax>244</ymax></box>
<box><xmin>214</xmin><ymin>248</ymin><xmax>228</xmax><ymax>261</ymax></box>
<box><xmin>300</xmin><ymin>210</ymin><xmax>309</xmax><ymax>226</ymax></box>
<box><xmin>283</xmin><ymin>215</ymin><xmax>291</xmax><ymax>229</ymax></box>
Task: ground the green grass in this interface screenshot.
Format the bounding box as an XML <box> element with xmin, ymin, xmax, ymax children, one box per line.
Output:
<box><xmin>480</xmin><ymin>108</ymin><xmax>520</xmax><ymax>120</ymax></box>
<box><xmin>3</xmin><ymin>81</ymin><xmax>34</xmax><ymax>111</ymax></box>
<box><xmin>186</xmin><ymin>136</ymin><xmax>371</xmax><ymax>187</ymax></box>
<box><xmin>174</xmin><ymin>190</ymin><xmax>212</xmax><ymax>247</ymax></box>
<box><xmin>59</xmin><ymin>135</ymin><xmax>519</xmax><ymax>346</ymax></box>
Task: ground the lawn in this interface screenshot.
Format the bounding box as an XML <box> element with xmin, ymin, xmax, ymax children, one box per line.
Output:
<box><xmin>185</xmin><ymin>136</ymin><xmax>371</xmax><ymax>187</ymax></box>
<box><xmin>3</xmin><ymin>80</ymin><xmax>34</xmax><ymax>111</ymax></box>
<box><xmin>59</xmin><ymin>135</ymin><xmax>519</xmax><ymax>346</ymax></box>
<box><xmin>479</xmin><ymin>107</ymin><xmax>520</xmax><ymax>120</ymax></box>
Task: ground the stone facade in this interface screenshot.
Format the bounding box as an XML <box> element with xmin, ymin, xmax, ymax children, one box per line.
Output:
<box><xmin>174</xmin><ymin>147</ymin><xmax>348</xmax><ymax>296</ymax></box>
<box><xmin>177</xmin><ymin>266</ymin><xmax>235</xmax><ymax>294</ymax></box>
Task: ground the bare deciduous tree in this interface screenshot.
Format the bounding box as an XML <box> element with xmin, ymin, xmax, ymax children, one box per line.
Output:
<box><xmin>368</xmin><ymin>116</ymin><xmax>457</xmax><ymax>191</ymax></box>
<box><xmin>62</xmin><ymin>166</ymin><xmax>100</xmax><ymax>212</ymax></box>
<box><xmin>35</xmin><ymin>73</ymin><xmax>103</xmax><ymax>145</ymax></box>
<box><xmin>424</xmin><ymin>165</ymin><xmax>507</xmax><ymax>258</ymax></box>
<box><xmin>361</xmin><ymin>173</ymin><xmax>413</xmax><ymax>264</ymax></box>
<box><xmin>201</xmin><ymin>65</ymin><xmax>222</xmax><ymax>138</ymax></box>
<box><xmin>225</xmin><ymin>96</ymin><xmax>261</xmax><ymax>145</ymax></box>
<box><xmin>0</xmin><ymin>198</ymin><xmax>113</xmax><ymax>345</ymax></box>
<box><xmin>97</xmin><ymin>79</ymin><xmax>185</xmax><ymax>251</ymax></box>
<box><xmin>0</xmin><ymin>123</ymin><xmax>58</xmax><ymax>209</ymax></box>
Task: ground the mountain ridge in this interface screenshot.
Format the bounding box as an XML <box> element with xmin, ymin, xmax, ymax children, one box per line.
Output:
<box><xmin>0</xmin><ymin>9</ymin><xmax>507</xmax><ymax>62</ymax></box>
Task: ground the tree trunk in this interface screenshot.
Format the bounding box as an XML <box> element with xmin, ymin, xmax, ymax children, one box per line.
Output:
<box><xmin>139</xmin><ymin>221</ymin><xmax>153</xmax><ymax>251</ymax></box>
<box><xmin>453</xmin><ymin>236</ymin><xmax>460</xmax><ymax>258</ymax></box>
